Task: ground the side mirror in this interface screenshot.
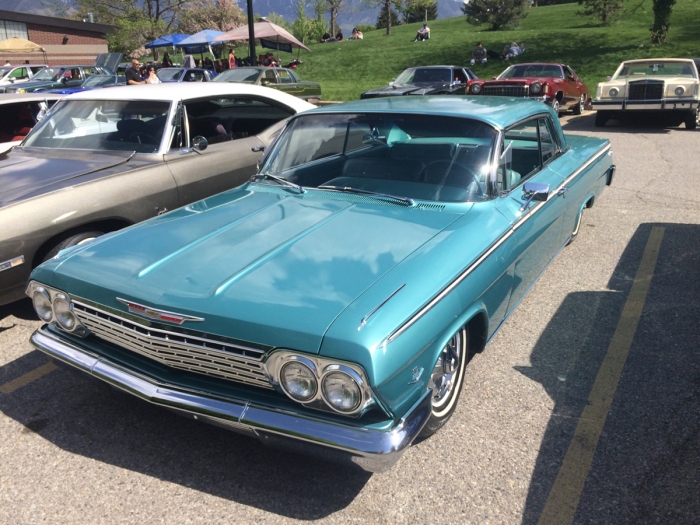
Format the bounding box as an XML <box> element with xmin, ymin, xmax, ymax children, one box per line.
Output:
<box><xmin>606</xmin><ymin>76</ymin><xmax>612</xmax><ymax>82</ymax></box>
<box><xmin>569</xmin><ymin>75</ymin><xmax>576</xmax><ymax>81</ymax></box>
<box><xmin>492</xmin><ymin>76</ymin><xmax>497</xmax><ymax>80</ymax></box>
<box><xmin>62</xmin><ymin>77</ymin><xmax>68</xmax><ymax>84</ymax></box>
<box><xmin>8</xmin><ymin>77</ymin><xmax>14</xmax><ymax>83</ymax></box>
<box><xmin>388</xmin><ymin>81</ymin><xmax>395</xmax><ymax>87</ymax></box>
<box><xmin>191</xmin><ymin>136</ymin><xmax>208</xmax><ymax>152</ymax></box>
<box><xmin>520</xmin><ymin>181</ymin><xmax>550</xmax><ymax>211</ymax></box>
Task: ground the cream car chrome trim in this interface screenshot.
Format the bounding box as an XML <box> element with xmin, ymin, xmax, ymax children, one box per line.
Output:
<box><xmin>385</xmin><ymin>143</ymin><xmax>612</xmax><ymax>344</ymax></box>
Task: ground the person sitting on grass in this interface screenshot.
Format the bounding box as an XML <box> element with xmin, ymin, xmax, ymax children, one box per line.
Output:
<box><xmin>335</xmin><ymin>30</ymin><xmax>344</xmax><ymax>41</ymax></box>
<box><xmin>470</xmin><ymin>42</ymin><xmax>487</xmax><ymax>65</ymax></box>
<box><xmin>350</xmin><ymin>27</ymin><xmax>363</xmax><ymax>40</ymax></box>
<box><xmin>414</xmin><ymin>24</ymin><xmax>430</xmax><ymax>42</ymax></box>
<box><xmin>321</xmin><ymin>31</ymin><xmax>331</xmax><ymax>43</ymax></box>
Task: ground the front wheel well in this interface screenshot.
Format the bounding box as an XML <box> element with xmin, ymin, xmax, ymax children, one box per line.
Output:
<box><xmin>555</xmin><ymin>91</ymin><xmax>564</xmax><ymax>102</ymax></box>
<box><xmin>466</xmin><ymin>312</ymin><xmax>488</xmax><ymax>354</ymax></box>
<box><xmin>32</xmin><ymin>218</ymin><xmax>133</xmax><ymax>268</ymax></box>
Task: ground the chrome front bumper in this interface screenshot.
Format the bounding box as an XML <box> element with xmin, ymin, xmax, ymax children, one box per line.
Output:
<box><xmin>30</xmin><ymin>326</ymin><xmax>431</xmax><ymax>473</ymax></box>
<box><xmin>592</xmin><ymin>98</ymin><xmax>699</xmax><ymax>111</ymax></box>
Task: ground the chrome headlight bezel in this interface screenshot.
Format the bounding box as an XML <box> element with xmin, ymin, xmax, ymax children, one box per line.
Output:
<box><xmin>265</xmin><ymin>350</ymin><xmax>374</xmax><ymax>416</ymax></box>
<box><xmin>674</xmin><ymin>86</ymin><xmax>685</xmax><ymax>96</ymax></box>
<box><xmin>471</xmin><ymin>83</ymin><xmax>481</xmax><ymax>94</ymax></box>
<box><xmin>279</xmin><ymin>357</ymin><xmax>318</xmax><ymax>402</ymax></box>
<box><xmin>321</xmin><ymin>365</ymin><xmax>363</xmax><ymax>413</ymax></box>
<box><xmin>609</xmin><ymin>87</ymin><xmax>619</xmax><ymax>97</ymax></box>
<box><xmin>32</xmin><ymin>286</ymin><xmax>53</xmax><ymax>321</ymax></box>
<box><xmin>25</xmin><ymin>281</ymin><xmax>88</xmax><ymax>336</ymax></box>
<box><xmin>530</xmin><ymin>82</ymin><xmax>542</xmax><ymax>94</ymax></box>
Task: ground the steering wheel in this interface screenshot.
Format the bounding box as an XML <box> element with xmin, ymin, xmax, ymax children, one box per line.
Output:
<box><xmin>419</xmin><ymin>160</ymin><xmax>484</xmax><ymax>196</ymax></box>
<box><xmin>128</xmin><ymin>132</ymin><xmax>157</xmax><ymax>145</ymax></box>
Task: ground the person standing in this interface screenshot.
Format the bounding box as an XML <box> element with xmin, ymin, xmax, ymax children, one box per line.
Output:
<box><xmin>162</xmin><ymin>52</ymin><xmax>173</xmax><ymax>67</ymax></box>
<box><xmin>126</xmin><ymin>59</ymin><xmax>145</xmax><ymax>85</ymax></box>
<box><xmin>145</xmin><ymin>66</ymin><xmax>161</xmax><ymax>84</ymax></box>
<box><xmin>470</xmin><ymin>43</ymin><xmax>487</xmax><ymax>65</ymax></box>
<box><xmin>228</xmin><ymin>49</ymin><xmax>236</xmax><ymax>69</ymax></box>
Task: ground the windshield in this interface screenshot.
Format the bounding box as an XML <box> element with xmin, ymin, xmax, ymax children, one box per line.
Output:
<box><xmin>215</xmin><ymin>68</ymin><xmax>262</xmax><ymax>83</ymax></box>
<box><xmin>157</xmin><ymin>68</ymin><xmax>183</xmax><ymax>81</ymax></box>
<box><xmin>0</xmin><ymin>67</ymin><xmax>11</xmax><ymax>80</ymax></box>
<box><xmin>82</xmin><ymin>75</ymin><xmax>116</xmax><ymax>87</ymax></box>
<box><xmin>614</xmin><ymin>61</ymin><xmax>697</xmax><ymax>79</ymax></box>
<box><xmin>33</xmin><ymin>67</ymin><xmax>64</xmax><ymax>81</ymax></box>
<box><xmin>395</xmin><ymin>68</ymin><xmax>451</xmax><ymax>84</ymax></box>
<box><xmin>23</xmin><ymin>99</ymin><xmax>171</xmax><ymax>153</ymax></box>
<box><xmin>261</xmin><ymin>113</ymin><xmax>497</xmax><ymax>203</ymax></box>
<box><xmin>499</xmin><ymin>64</ymin><xmax>563</xmax><ymax>79</ymax></box>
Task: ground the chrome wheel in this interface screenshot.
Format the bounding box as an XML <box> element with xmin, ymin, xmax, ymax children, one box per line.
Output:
<box><xmin>573</xmin><ymin>94</ymin><xmax>585</xmax><ymax>115</ymax></box>
<box><xmin>428</xmin><ymin>329</ymin><xmax>467</xmax><ymax>418</ymax></box>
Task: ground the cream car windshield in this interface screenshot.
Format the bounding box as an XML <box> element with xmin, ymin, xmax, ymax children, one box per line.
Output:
<box><xmin>22</xmin><ymin>99</ymin><xmax>171</xmax><ymax>153</ymax></box>
<box><xmin>615</xmin><ymin>62</ymin><xmax>698</xmax><ymax>79</ymax></box>
<box><xmin>260</xmin><ymin>113</ymin><xmax>497</xmax><ymax>203</ymax></box>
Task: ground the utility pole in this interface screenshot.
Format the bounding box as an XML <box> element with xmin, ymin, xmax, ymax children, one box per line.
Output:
<box><xmin>247</xmin><ymin>0</ymin><xmax>257</xmax><ymax>65</ymax></box>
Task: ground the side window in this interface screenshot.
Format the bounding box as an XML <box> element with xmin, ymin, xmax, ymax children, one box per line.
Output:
<box><xmin>501</xmin><ymin>119</ymin><xmax>540</xmax><ymax>191</ymax></box>
<box><xmin>83</xmin><ymin>67</ymin><xmax>98</xmax><ymax>76</ymax></box>
<box><xmin>68</xmin><ymin>68</ymin><xmax>82</xmax><ymax>80</ymax></box>
<box><xmin>564</xmin><ymin>66</ymin><xmax>575</xmax><ymax>80</ymax></box>
<box><xmin>538</xmin><ymin>118</ymin><xmax>559</xmax><ymax>164</ymax></box>
<box><xmin>262</xmin><ymin>70</ymin><xmax>277</xmax><ymax>84</ymax></box>
<box><xmin>10</xmin><ymin>68</ymin><xmax>28</xmax><ymax>79</ymax></box>
<box><xmin>277</xmin><ymin>70</ymin><xmax>293</xmax><ymax>84</ymax></box>
<box><xmin>30</xmin><ymin>66</ymin><xmax>44</xmax><ymax>74</ymax></box>
<box><xmin>453</xmin><ymin>69</ymin><xmax>467</xmax><ymax>84</ymax></box>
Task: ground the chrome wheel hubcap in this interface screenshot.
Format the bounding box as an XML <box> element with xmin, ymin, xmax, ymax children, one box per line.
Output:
<box><xmin>429</xmin><ymin>332</ymin><xmax>462</xmax><ymax>409</ymax></box>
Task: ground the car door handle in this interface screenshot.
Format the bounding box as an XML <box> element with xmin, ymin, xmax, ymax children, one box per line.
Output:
<box><xmin>557</xmin><ymin>186</ymin><xmax>569</xmax><ymax>198</ymax></box>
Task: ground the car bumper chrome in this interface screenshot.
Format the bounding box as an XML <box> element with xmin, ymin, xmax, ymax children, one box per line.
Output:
<box><xmin>592</xmin><ymin>99</ymin><xmax>699</xmax><ymax>111</ymax></box>
<box><xmin>30</xmin><ymin>326</ymin><xmax>431</xmax><ymax>473</ymax></box>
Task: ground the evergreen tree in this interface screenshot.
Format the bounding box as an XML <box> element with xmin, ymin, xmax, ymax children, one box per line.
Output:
<box><xmin>462</xmin><ymin>0</ymin><xmax>529</xmax><ymax>30</ymax></box>
<box><xmin>403</xmin><ymin>0</ymin><xmax>438</xmax><ymax>24</ymax></box>
<box><xmin>576</xmin><ymin>0</ymin><xmax>624</xmax><ymax>25</ymax></box>
<box><xmin>376</xmin><ymin>6</ymin><xmax>402</xmax><ymax>29</ymax></box>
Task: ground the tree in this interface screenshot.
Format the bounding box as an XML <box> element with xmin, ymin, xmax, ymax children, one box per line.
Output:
<box><xmin>326</xmin><ymin>0</ymin><xmax>343</xmax><ymax>36</ymax></box>
<box><xmin>576</xmin><ymin>0</ymin><xmax>624</xmax><ymax>25</ymax></box>
<box><xmin>265</xmin><ymin>12</ymin><xmax>291</xmax><ymax>30</ymax></box>
<box><xmin>650</xmin><ymin>0</ymin><xmax>676</xmax><ymax>43</ymax></box>
<box><xmin>462</xmin><ymin>0</ymin><xmax>529</xmax><ymax>30</ymax></box>
<box><xmin>400</xmin><ymin>0</ymin><xmax>438</xmax><ymax>24</ymax></box>
<box><xmin>178</xmin><ymin>0</ymin><xmax>245</xmax><ymax>34</ymax></box>
<box><xmin>291</xmin><ymin>0</ymin><xmax>328</xmax><ymax>44</ymax></box>
<box><xmin>376</xmin><ymin>4</ymin><xmax>402</xmax><ymax>30</ymax></box>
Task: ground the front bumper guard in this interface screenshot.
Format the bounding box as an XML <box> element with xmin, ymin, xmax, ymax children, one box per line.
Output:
<box><xmin>30</xmin><ymin>326</ymin><xmax>431</xmax><ymax>473</ymax></box>
<box><xmin>592</xmin><ymin>98</ymin><xmax>699</xmax><ymax>111</ymax></box>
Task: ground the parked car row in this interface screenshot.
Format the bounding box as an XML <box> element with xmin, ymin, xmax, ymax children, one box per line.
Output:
<box><xmin>361</xmin><ymin>58</ymin><xmax>700</xmax><ymax>129</ymax></box>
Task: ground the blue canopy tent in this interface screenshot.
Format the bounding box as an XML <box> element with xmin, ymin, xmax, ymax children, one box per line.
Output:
<box><xmin>144</xmin><ymin>33</ymin><xmax>190</xmax><ymax>64</ymax></box>
<box><xmin>176</xmin><ymin>30</ymin><xmax>226</xmax><ymax>56</ymax></box>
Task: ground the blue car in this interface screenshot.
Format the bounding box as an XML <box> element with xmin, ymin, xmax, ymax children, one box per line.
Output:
<box><xmin>27</xmin><ymin>97</ymin><xmax>614</xmax><ymax>472</ymax></box>
<box><xmin>35</xmin><ymin>74</ymin><xmax>123</xmax><ymax>94</ymax></box>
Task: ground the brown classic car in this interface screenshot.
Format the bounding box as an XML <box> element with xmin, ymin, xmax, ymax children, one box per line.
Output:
<box><xmin>0</xmin><ymin>83</ymin><xmax>314</xmax><ymax>305</ymax></box>
<box><xmin>468</xmin><ymin>63</ymin><xmax>591</xmax><ymax>116</ymax></box>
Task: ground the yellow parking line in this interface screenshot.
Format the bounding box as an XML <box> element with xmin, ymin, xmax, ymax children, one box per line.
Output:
<box><xmin>0</xmin><ymin>360</ymin><xmax>58</xmax><ymax>394</ymax></box>
<box><xmin>538</xmin><ymin>226</ymin><xmax>665</xmax><ymax>525</ymax></box>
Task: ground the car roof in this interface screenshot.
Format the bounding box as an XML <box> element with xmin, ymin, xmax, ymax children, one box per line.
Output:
<box><xmin>620</xmin><ymin>58</ymin><xmax>695</xmax><ymax>64</ymax></box>
<box><xmin>0</xmin><ymin>93</ymin><xmax>64</xmax><ymax>103</ymax></box>
<box><xmin>304</xmin><ymin>96</ymin><xmax>549</xmax><ymax>129</ymax></box>
<box><xmin>62</xmin><ymin>82</ymin><xmax>315</xmax><ymax>111</ymax></box>
<box><xmin>406</xmin><ymin>65</ymin><xmax>468</xmax><ymax>69</ymax></box>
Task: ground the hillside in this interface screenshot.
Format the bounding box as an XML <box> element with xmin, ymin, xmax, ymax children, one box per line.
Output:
<box><xmin>287</xmin><ymin>1</ymin><xmax>700</xmax><ymax>101</ymax></box>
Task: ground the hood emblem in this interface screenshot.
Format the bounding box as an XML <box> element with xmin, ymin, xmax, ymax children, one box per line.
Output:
<box><xmin>117</xmin><ymin>298</ymin><xmax>204</xmax><ymax>324</ymax></box>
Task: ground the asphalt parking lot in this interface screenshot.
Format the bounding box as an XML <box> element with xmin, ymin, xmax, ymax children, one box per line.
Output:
<box><xmin>1</xmin><ymin>112</ymin><xmax>698</xmax><ymax>524</ymax></box>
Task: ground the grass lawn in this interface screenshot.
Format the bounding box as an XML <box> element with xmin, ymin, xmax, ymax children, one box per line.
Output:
<box><xmin>284</xmin><ymin>0</ymin><xmax>700</xmax><ymax>101</ymax></box>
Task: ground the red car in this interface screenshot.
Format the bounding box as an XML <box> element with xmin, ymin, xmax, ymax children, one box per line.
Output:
<box><xmin>467</xmin><ymin>63</ymin><xmax>591</xmax><ymax>116</ymax></box>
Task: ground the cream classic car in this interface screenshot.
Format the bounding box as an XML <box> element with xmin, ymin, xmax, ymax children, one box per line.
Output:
<box><xmin>592</xmin><ymin>58</ymin><xmax>699</xmax><ymax>128</ymax></box>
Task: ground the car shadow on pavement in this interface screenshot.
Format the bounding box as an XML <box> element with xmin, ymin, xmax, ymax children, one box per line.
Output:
<box><xmin>518</xmin><ymin>223</ymin><xmax>700</xmax><ymax>524</ymax></box>
<box><xmin>0</xmin><ymin>355</ymin><xmax>370</xmax><ymax>519</ymax></box>
<box><xmin>561</xmin><ymin>113</ymin><xmax>682</xmax><ymax>134</ymax></box>
<box><xmin>0</xmin><ymin>298</ymin><xmax>37</xmax><ymax>323</ymax></box>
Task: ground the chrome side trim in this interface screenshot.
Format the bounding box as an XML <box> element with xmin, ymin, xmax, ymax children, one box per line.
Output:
<box><xmin>358</xmin><ymin>284</ymin><xmax>405</xmax><ymax>330</ymax></box>
<box><xmin>386</xmin><ymin>143</ymin><xmax>612</xmax><ymax>343</ymax></box>
<box><xmin>30</xmin><ymin>326</ymin><xmax>431</xmax><ymax>473</ymax></box>
<box><xmin>0</xmin><ymin>255</ymin><xmax>24</xmax><ymax>273</ymax></box>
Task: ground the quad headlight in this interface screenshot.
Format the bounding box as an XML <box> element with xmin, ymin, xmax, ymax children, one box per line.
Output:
<box><xmin>280</xmin><ymin>359</ymin><xmax>317</xmax><ymax>402</ymax></box>
<box><xmin>471</xmin><ymin>84</ymin><xmax>481</xmax><ymax>94</ymax></box>
<box><xmin>674</xmin><ymin>86</ymin><xmax>685</xmax><ymax>96</ymax></box>
<box><xmin>53</xmin><ymin>293</ymin><xmax>77</xmax><ymax>331</ymax></box>
<box><xmin>530</xmin><ymin>82</ymin><xmax>542</xmax><ymax>94</ymax></box>
<box><xmin>609</xmin><ymin>88</ymin><xmax>619</xmax><ymax>97</ymax></box>
<box><xmin>268</xmin><ymin>352</ymin><xmax>372</xmax><ymax>416</ymax></box>
<box><xmin>32</xmin><ymin>287</ymin><xmax>53</xmax><ymax>321</ymax></box>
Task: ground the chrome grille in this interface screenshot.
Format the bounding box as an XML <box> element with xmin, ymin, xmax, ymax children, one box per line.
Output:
<box><xmin>628</xmin><ymin>81</ymin><xmax>664</xmax><ymax>100</ymax></box>
<box><xmin>72</xmin><ymin>301</ymin><xmax>272</xmax><ymax>389</ymax></box>
<box><xmin>482</xmin><ymin>85</ymin><xmax>527</xmax><ymax>97</ymax></box>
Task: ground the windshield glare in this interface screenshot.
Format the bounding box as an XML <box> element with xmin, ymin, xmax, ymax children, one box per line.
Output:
<box><xmin>215</xmin><ymin>68</ymin><xmax>261</xmax><ymax>82</ymax></box>
<box><xmin>83</xmin><ymin>75</ymin><xmax>116</xmax><ymax>87</ymax></box>
<box><xmin>157</xmin><ymin>68</ymin><xmax>183</xmax><ymax>81</ymax></box>
<box><xmin>615</xmin><ymin>61</ymin><xmax>698</xmax><ymax>79</ymax></box>
<box><xmin>33</xmin><ymin>67</ymin><xmax>64</xmax><ymax>81</ymax></box>
<box><xmin>0</xmin><ymin>67</ymin><xmax>11</xmax><ymax>79</ymax></box>
<box><xmin>499</xmin><ymin>64</ymin><xmax>563</xmax><ymax>79</ymax></box>
<box><xmin>261</xmin><ymin>113</ymin><xmax>497</xmax><ymax>203</ymax></box>
<box><xmin>23</xmin><ymin>99</ymin><xmax>171</xmax><ymax>153</ymax></box>
<box><xmin>395</xmin><ymin>68</ymin><xmax>451</xmax><ymax>84</ymax></box>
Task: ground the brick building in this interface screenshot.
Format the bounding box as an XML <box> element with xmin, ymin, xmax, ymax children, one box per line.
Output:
<box><xmin>0</xmin><ymin>10</ymin><xmax>113</xmax><ymax>66</ymax></box>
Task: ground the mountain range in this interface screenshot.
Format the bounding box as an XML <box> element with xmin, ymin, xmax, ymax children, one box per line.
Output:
<box><xmin>3</xmin><ymin>0</ymin><xmax>467</xmax><ymax>33</ymax></box>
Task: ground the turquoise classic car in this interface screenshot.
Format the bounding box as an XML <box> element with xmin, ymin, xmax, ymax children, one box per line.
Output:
<box><xmin>27</xmin><ymin>97</ymin><xmax>614</xmax><ymax>472</ymax></box>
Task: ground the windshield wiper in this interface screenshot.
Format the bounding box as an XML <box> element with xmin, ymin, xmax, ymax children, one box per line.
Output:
<box><xmin>317</xmin><ymin>185</ymin><xmax>414</xmax><ymax>206</ymax></box>
<box><xmin>253</xmin><ymin>173</ymin><xmax>304</xmax><ymax>194</ymax></box>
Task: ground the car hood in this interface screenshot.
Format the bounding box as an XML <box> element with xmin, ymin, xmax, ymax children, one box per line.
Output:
<box><xmin>6</xmin><ymin>80</ymin><xmax>57</xmax><ymax>91</ymax></box>
<box><xmin>43</xmin><ymin>187</ymin><xmax>464</xmax><ymax>352</ymax></box>
<box><xmin>0</xmin><ymin>149</ymin><xmax>136</xmax><ymax>208</ymax></box>
<box><xmin>363</xmin><ymin>83</ymin><xmax>449</xmax><ymax>96</ymax></box>
<box><xmin>484</xmin><ymin>77</ymin><xmax>558</xmax><ymax>85</ymax></box>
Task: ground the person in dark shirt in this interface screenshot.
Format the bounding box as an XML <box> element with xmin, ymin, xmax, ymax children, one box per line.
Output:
<box><xmin>162</xmin><ymin>52</ymin><xmax>173</xmax><ymax>67</ymax></box>
<box><xmin>126</xmin><ymin>60</ymin><xmax>144</xmax><ymax>85</ymax></box>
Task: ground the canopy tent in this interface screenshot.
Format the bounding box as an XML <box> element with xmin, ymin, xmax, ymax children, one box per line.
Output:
<box><xmin>144</xmin><ymin>33</ymin><xmax>190</xmax><ymax>49</ymax></box>
<box><xmin>176</xmin><ymin>30</ymin><xmax>226</xmax><ymax>55</ymax></box>
<box><xmin>213</xmin><ymin>21</ymin><xmax>311</xmax><ymax>53</ymax></box>
<box><xmin>0</xmin><ymin>37</ymin><xmax>47</xmax><ymax>63</ymax></box>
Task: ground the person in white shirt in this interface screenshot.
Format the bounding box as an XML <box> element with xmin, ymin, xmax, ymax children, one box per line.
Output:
<box><xmin>414</xmin><ymin>24</ymin><xmax>430</xmax><ymax>42</ymax></box>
